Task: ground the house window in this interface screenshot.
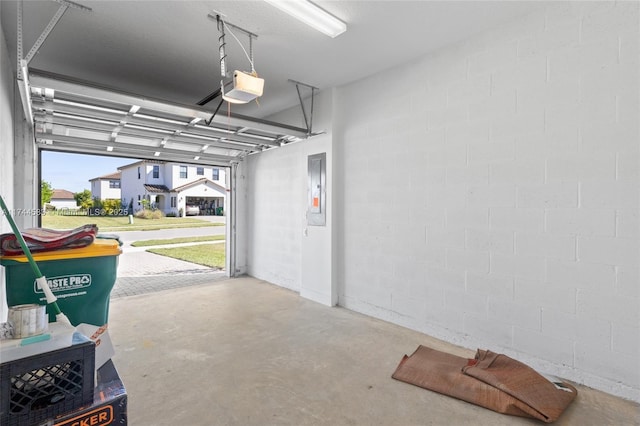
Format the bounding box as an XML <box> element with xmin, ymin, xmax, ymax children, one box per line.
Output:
<box><xmin>109</xmin><ymin>180</ymin><xmax>120</xmax><ymax>188</ymax></box>
<box><xmin>197</xmin><ymin>167</ymin><xmax>204</xmax><ymax>176</ymax></box>
<box><xmin>180</xmin><ymin>166</ymin><xmax>188</xmax><ymax>178</ymax></box>
<box><xmin>137</xmin><ymin>166</ymin><xmax>141</xmax><ymax>179</ymax></box>
<box><xmin>153</xmin><ymin>165</ymin><xmax>159</xmax><ymax>179</ymax></box>
<box><xmin>213</xmin><ymin>168</ymin><xmax>219</xmax><ymax>180</ymax></box>
<box><xmin>171</xmin><ymin>196</ymin><xmax>177</xmax><ymax>208</ymax></box>
<box><xmin>137</xmin><ymin>195</ymin><xmax>141</xmax><ymax>201</ymax></box>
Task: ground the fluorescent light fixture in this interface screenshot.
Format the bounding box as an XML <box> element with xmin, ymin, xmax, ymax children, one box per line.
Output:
<box><xmin>106</xmin><ymin>146</ymin><xmax>114</xmax><ymax>152</ymax></box>
<box><xmin>194</xmin><ymin>156</ymin><xmax>200</xmax><ymax>161</ymax></box>
<box><xmin>264</xmin><ymin>0</ymin><xmax>346</xmax><ymax>38</ymax></box>
<box><xmin>154</xmin><ymin>151</ymin><xmax>161</xmax><ymax>157</ymax></box>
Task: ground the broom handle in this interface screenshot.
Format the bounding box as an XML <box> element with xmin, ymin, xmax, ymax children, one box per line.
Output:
<box><xmin>0</xmin><ymin>195</ymin><xmax>62</xmax><ymax>315</ymax></box>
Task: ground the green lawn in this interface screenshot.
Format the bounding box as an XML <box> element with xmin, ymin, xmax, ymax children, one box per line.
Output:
<box><xmin>147</xmin><ymin>243</ymin><xmax>225</xmax><ymax>269</ymax></box>
<box><xmin>131</xmin><ymin>235</ymin><xmax>225</xmax><ymax>247</ymax></box>
<box><xmin>42</xmin><ymin>215</ymin><xmax>223</xmax><ymax>232</ymax></box>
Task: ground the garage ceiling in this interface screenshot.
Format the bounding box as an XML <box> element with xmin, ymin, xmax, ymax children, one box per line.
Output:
<box><xmin>1</xmin><ymin>1</ymin><xmax>547</xmax><ymax>163</ymax></box>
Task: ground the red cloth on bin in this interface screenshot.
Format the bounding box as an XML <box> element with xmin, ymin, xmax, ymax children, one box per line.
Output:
<box><xmin>0</xmin><ymin>224</ymin><xmax>98</xmax><ymax>256</ymax></box>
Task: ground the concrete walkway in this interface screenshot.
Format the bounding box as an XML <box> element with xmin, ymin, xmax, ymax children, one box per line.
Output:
<box><xmin>111</xmin><ymin>220</ymin><xmax>227</xmax><ymax>298</ymax></box>
<box><xmin>112</xmin><ymin>250</ymin><xmax>227</xmax><ymax>298</ymax></box>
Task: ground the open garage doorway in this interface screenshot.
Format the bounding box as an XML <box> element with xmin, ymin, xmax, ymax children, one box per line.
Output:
<box><xmin>40</xmin><ymin>150</ymin><xmax>231</xmax><ymax>295</ymax></box>
<box><xmin>22</xmin><ymin>69</ymin><xmax>308</xmax><ymax>283</ymax></box>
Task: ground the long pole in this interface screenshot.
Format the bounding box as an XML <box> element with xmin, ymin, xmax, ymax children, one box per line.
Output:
<box><xmin>0</xmin><ymin>195</ymin><xmax>70</xmax><ymax>324</ymax></box>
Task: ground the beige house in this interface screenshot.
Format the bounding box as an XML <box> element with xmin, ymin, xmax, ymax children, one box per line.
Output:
<box><xmin>48</xmin><ymin>189</ymin><xmax>77</xmax><ymax>210</ymax></box>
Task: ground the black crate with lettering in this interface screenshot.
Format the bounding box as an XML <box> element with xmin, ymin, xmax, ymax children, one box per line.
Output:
<box><xmin>52</xmin><ymin>360</ymin><xmax>127</xmax><ymax>426</ymax></box>
<box><xmin>0</xmin><ymin>339</ymin><xmax>95</xmax><ymax>426</ymax></box>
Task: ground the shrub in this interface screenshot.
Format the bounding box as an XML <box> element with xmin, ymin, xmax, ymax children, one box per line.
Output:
<box><xmin>134</xmin><ymin>209</ymin><xmax>153</xmax><ymax>219</ymax></box>
<box><xmin>133</xmin><ymin>209</ymin><xmax>165</xmax><ymax>219</ymax></box>
<box><xmin>102</xmin><ymin>199</ymin><xmax>122</xmax><ymax>212</ymax></box>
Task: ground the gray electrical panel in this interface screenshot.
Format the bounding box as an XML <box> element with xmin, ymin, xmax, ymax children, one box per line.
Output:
<box><xmin>307</xmin><ymin>153</ymin><xmax>326</xmax><ymax>226</ymax></box>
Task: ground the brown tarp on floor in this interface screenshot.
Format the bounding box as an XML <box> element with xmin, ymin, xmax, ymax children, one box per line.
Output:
<box><xmin>392</xmin><ymin>345</ymin><xmax>577</xmax><ymax>423</ymax></box>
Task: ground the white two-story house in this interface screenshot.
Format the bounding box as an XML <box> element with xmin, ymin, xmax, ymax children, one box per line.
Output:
<box><xmin>118</xmin><ymin>160</ymin><xmax>226</xmax><ymax>216</ymax></box>
<box><xmin>89</xmin><ymin>172</ymin><xmax>121</xmax><ymax>201</ymax></box>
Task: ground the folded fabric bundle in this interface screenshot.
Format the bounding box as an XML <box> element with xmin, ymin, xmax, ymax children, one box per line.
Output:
<box><xmin>0</xmin><ymin>224</ymin><xmax>98</xmax><ymax>256</ymax></box>
<box><xmin>392</xmin><ymin>345</ymin><xmax>577</xmax><ymax>423</ymax></box>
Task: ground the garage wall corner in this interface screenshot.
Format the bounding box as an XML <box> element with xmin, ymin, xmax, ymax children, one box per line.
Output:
<box><xmin>245</xmin><ymin>89</ymin><xmax>337</xmax><ymax>306</ymax></box>
<box><xmin>12</xmin><ymin>107</ymin><xmax>38</xmax><ymax>229</ymax></box>
<box><xmin>0</xmin><ymin>12</ymin><xmax>15</xmax><ymax>321</ymax></box>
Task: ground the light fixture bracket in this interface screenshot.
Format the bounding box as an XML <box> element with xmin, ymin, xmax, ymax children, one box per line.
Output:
<box><xmin>207</xmin><ymin>14</ymin><xmax>263</xmax><ymax>105</ymax></box>
<box><xmin>288</xmin><ymin>79</ymin><xmax>317</xmax><ymax>136</ymax></box>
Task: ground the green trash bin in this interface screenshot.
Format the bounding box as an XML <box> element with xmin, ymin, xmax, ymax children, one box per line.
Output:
<box><xmin>1</xmin><ymin>239</ymin><xmax>121</xmax><ymax>326</ymax></box>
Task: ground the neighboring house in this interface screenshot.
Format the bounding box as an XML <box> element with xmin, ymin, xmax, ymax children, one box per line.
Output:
<box><xmin>49</xmin><ymin>189</ymin><xmax>77</xmax><ymax>210</ymax></box>
<box><xmin>117</xmin><ymin>160</ymin><xmax>226</xmax><ymax>215</ymax></box>
<box><xmin>89</xmin><ymin>172</ymin><xmax>121</xmax><ymax>201</ymax></box>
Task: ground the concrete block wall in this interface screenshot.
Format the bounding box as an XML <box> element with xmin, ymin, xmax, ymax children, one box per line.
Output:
<box><xmin>335</xmin><ymin>2</ymin><xmax>639</xmax><ymax>400</ymax></box>
<box><xmin>245</xmin><ymin>143</ymin><xmax>305</xmax><ymax>291</ymax></box>
<box><xmin>0</xmin><ymin>11</ymin><xmax>15</xmax><ymax>321</ymax></box>
<box><xmin>245</xmin><ymin>89</ymin><xmax>335</xmax><ymax>301</ymax></box>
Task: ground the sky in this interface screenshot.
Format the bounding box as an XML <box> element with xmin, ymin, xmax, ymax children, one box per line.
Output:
<box><xmin>42</xmin><ymin>151</ymin><xmax>140</xmax><ymax>193</ymax></box>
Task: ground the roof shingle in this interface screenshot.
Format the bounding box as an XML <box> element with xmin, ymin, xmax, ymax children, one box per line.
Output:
<box><xmin>52</xmin><ymin>189</ymin><xmax>75</xmax><ymax>199</ymax></box>
<box><xmin>144</xmin><ymin>184</ymin><xmax>170</xmax><ymax>193</ymax></box>
<box><xmin>89</xmin><ymin>171</ymin><xmax>121</xmax><ymax>181</ymax></box>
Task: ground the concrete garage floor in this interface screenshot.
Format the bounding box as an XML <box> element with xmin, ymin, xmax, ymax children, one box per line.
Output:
<box><xmin>108</xmin><ymin>277</ymin><xmax>639</xmax><ymax>426</ymax></box>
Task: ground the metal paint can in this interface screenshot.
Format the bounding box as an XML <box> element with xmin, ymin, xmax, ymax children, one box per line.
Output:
<box><xmin>8</xmin><ymin>304</ymin><xmax>48</xmax><ymax>338</ymax></box>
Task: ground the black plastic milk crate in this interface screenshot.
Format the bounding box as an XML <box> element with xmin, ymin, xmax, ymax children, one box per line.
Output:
<box><xmin>0</xmin><ymin>340</ymin><xmax>95</xmax><ymax>426</ymax></box>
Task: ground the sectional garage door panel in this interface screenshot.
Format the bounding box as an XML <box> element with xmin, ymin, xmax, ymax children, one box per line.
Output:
<box><xmin>28</xmin><ymin>70</ymin><xmax>310</xmax><ymax>166</ymax></box>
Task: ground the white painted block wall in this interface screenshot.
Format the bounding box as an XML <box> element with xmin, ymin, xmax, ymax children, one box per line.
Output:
<box><xmin>246</xmin><ymin>142</ymin><xmax>305</xmax><ymax>291</ymax></box>
<box><xmin>335</xmin><ymin>2</ymin><xmax>638</xmax><ymax>400</ymax></box>
<box><xmin>245</xmin><ymin>89</ymin><xmax>335</xmax><ymax>301</ymax></box>
<box><xmin>243</xmin><ymin>2</ymin><xmax>638</xmax><ymax>401</ymax></box>
<box><xmin>0</xmin><ymin>11</ymin><xmax>15</xmax><ymax>322</ymax></box>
